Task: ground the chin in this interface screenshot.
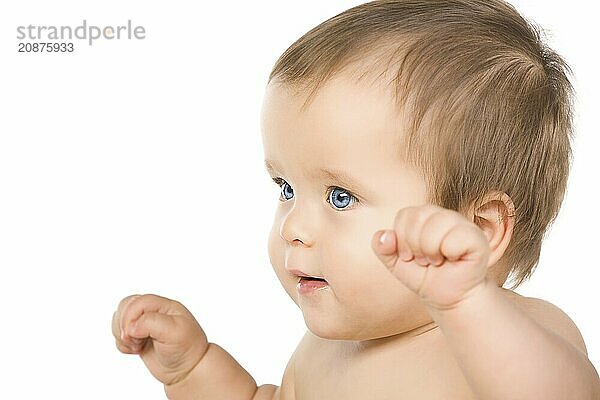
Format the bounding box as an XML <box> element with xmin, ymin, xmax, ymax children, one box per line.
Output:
<box><xmin>300</xmin><ymin>310</ymin><xmax>342</xmax><ymax>340</ymax></box>
<box><xmin>301</xmin><ymin>311</ymin><xmax>381</xmax><ymax>341</ymax></box>
<box><xmin>302</xmin><ymin>305</ymin><xmax>433</xmax><ymax>342</ymax></box>
<box><xmin>305</xmin><ymin>323</ymin><xmax>355</xmax><ymax>341</ymax></box>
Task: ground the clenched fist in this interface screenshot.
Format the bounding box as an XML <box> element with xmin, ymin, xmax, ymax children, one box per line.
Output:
<box><xmin>112</xmin><ymin>294</ymin><xmax>209</xmax><ymax>386</ymax></box>
<box><xmin>372</xmin><ymin>204</ymin><xmax>491</xmax><ymax>311</ymax></box>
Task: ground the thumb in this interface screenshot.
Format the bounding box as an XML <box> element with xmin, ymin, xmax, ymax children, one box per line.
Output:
<box><xmin>372</xmin><ymin>230</ymin><xmax>399</xmax><ymax>271</ymax></box>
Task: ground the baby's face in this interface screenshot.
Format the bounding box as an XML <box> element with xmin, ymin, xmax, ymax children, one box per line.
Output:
<box><xmin>260</xmin><ymin>72</ymin><xmax>435</xmax><ymax>341</ymax></box>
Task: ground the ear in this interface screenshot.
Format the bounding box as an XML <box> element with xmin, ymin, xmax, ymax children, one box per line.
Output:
<box><xmin>469</xmin><ymin>192</ymin><xmax>515</xmax><ymax>270</ymax></box>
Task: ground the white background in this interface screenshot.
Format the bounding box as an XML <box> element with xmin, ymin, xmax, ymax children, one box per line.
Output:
<box><xmin>0</xmin><ymin>1</ymin><xmax>597</xmax><ymax>398</ymax></box>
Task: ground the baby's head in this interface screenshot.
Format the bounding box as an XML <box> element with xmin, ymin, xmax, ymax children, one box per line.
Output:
<box><xmin>260</xmin><ymin>0</ymin><xmax>574</xmax><ymax>341</ymax></box>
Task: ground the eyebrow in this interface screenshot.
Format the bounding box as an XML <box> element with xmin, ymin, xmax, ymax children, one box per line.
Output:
<box><xmin>264</xmin><ymin>159</ymin><xmax>370</xmax><ymax>195</ymax></box>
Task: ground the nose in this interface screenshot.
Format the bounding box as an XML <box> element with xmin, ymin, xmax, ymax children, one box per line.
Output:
<box><xmin>279</xmin><ymin>204</ymin><xmax>314</xmax><ymax>247</ymax></box>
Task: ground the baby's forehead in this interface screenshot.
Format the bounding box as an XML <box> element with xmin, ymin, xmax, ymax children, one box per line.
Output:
<box><xmin>270</xmin><ymin>74</ymin><xmax>408</xmax><ymax>139</ymax></box>
<box><xmin>264</xmin><ymin>82</ymin><xmax>417</xmax><ymax>173</ymax></box>
<box><xmin>277</xmin><ymin>70</ymin><xmax>408</xmax><ymax>125</ymax></box>
<box><xmin>277</xmin><ymin>37</ymin><xmax>414</xmax><ymax>109</ymax></box>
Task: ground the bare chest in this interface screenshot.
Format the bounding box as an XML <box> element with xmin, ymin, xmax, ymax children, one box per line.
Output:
<box><xmin>291</xmin><ymin>329</ymin><xmax>477</xmax><ymax>400</ymax></box>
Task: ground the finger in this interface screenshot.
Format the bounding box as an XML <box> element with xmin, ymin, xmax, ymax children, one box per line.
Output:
<box><xmin>127</xmin><ymin>311</ymin><xmax>178</xmax><ymax>344</ymax></box>
<box><xmin>374</xmin><ymin>215</ymin><xmax>430</xmax><ymax>295</ymax></box>
<box><xmin>390</xmin><ymin>255</ymin><xmax>429</xmax><ymax>295</ymax></box>
<box><xmin>115</xmin><ymin>338</ymin><xmax>144</xmax><ymax>355</ymax></box>
<box><xmin>419</xmin><ymin>210</ymin><xmax>464</xmax><ymax>266</ymax></box>
<box><xmin>440</xmin><ymin>223</ymin><xmax>489</xmax><ymax>264</ymax></box>
<box><xmin>112</xmin><ymin>310</ymin><xmax>121</xmax><ymax>341</ymax></box>
<box><xmin>113</xmin><ymin>300</ymin><xmax>147</xmax><ymax>353</ymax></box>
<box><xmin>113</xmin><ymin>295</ymin><xmax>141</xmax><ymax>344</ymax></box>
<box><xmin>121</xmin><ymin>294</ymin><xmax>180</xmax><ymax>341</ymax></box>
<box><xmin>396</xmin><ymin>205</ymin><xmax>440</xmax><ymax>265</ymax></box>
<box><xmin>372</xmin><ymin>229</ymin><xmax>399</xmax><ymax>271</ymax></box>
<box><xmin>391</xmin><ymin>206</ymin><xmax>416</xmax><ymax>262</ymax></box>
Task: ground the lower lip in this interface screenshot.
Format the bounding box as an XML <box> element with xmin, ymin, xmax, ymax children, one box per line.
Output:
<box><xmin>297</xmin><ymin>277</ymin><xmax>329</xmax><ymax>295</ymax></box>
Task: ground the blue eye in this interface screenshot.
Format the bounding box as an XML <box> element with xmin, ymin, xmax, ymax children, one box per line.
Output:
<box><xmin>280</xmin><ymin>180</ymin><xmax>294</xmax><ymax>201</ymax></box>
<box><xmin>272</xmin><ymin>178</ymin><xmax>358</xmax><ymax>211</ymax></box>
<box><xmin>327</xmin><ymin>187</ymin><xmax>357</xmax><ymax>210</ymax></box>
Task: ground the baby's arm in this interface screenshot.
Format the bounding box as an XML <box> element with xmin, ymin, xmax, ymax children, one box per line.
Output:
<box><xmin>112</xmin><ymin>294</ymin><xmax>278</xmax><ymax>400</ymax></box>
<box><xmin>373</xmin><ymin>205</ymin><xmax>600</xmax><ymax>400</ymax></box>
<box><xmin>165</xmin><ymin>343</ymin><xmax>278</xmax><ymax>400</ymax></box>
<box><xmin>427</xmin><ymin>280</ymin><xmax>600</xmax><ymax>400</ymax></box>
<box><xmin>164</xmin><ymin>343</ymin><xmax>279</xmax><ymax>400</ymax></box>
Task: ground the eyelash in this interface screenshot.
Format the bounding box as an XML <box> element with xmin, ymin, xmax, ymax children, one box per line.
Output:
<box><xmin>271</xmin><ymin>177</ymin><xmax>359</xmax><ymax>211</ymax></box>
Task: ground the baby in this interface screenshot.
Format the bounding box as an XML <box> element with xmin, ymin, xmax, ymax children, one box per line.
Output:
<box><xmin>112</xmin><ymin>0</ymin><xmax>600</xmax><ymax>399</ymax></box>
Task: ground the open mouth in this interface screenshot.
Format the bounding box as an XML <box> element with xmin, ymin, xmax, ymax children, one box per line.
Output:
<box><xmin>297</xmin><ymin>275</ymin><xmax>329</xmax><ymax>294</ymax></box>
<box><xmin>299</xmin><ymin>276</ymin><xmax>327</xmax><ymax>282</ymax></box>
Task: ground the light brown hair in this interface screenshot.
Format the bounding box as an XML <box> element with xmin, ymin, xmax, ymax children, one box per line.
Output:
<box><xmin>266</xmin><ymin>0</ymin><xmax>575</xmax><ymax>289</ymax></box>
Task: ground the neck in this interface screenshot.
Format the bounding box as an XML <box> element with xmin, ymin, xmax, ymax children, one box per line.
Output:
<box><xmin>348</xmin><ymin>321</ymin><xmax>440</xmax><ymax>354</ymax></box>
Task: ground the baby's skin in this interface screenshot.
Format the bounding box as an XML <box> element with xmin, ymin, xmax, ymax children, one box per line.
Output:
<box><xmin>113</xmin><ymin>72</ymin><xmax>600</xmax><ymax>399</ymax></box>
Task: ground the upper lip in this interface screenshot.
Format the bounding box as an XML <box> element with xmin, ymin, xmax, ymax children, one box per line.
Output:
<box><xmin>288</xmin><ymin>269</ymin><xmax>326</xmax><ymax>280</ymax></box>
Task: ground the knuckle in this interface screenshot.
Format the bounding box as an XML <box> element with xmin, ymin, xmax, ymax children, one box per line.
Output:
<box><xmin>136</xmin><ymin>293</ymin><xmax>153</xmax><ymax>304</ymax></box>
<box><xmin>123</xmin><ymin>315</ymin><xmax>136</xmax><ymax>330</ymax></box>
<box><xmin>392</xmin><ymin>211</ymin><xmax>403</xmax><ymax>229</ymax></box>
<box><xmin>414</xmin><ymin>208</ymin><xmax>431</xmax><ymax>225</ymax></box>
<box><xmin>447</xmin><ymin>223</ymin><xmax>468</xmax><ymax>239</ymax></box>
<box><xmin>118</xmin><ymin>294</ymin><xmax>141</xmax><ymax>313</ymax></box>
<box><xmin>441</xmin><ymin>209</ymin><xmax>464</xmax><ymax>223</ymax></box>
<box><xmin>169</xmin><ymin>298</ymin><xmax>183</xmax><ymax>309</ymax></box>
<box><xmin>422</xmin><ymin>204</ymin><xmax>440</xmax><ymax>212</ymax></box>
<box><xmin>393</xmin><ymin>206</ymin><xmax>414</xmax><ymax>225</ymax></box>
<box><xmin>136</xmin><ymin>312</ymin><xmax>151</xmax><ymax>327</ymax></box>
<box><xmin>431</xmin><ymin>208</ymin><xmax>450</xmax><ymax>219</ymax></box>
<box><xmin>122</xmin><ymin>294</ymin><xmax>141</xmax><ymax>305</ymax></box>
<box><xmin>170</xmin><ymin>299</ymin><xmax>190</xmax><ymax>316</ymax></box>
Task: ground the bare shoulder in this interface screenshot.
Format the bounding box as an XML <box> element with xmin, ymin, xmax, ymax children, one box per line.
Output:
<box><xmin>499</xmin><ymin>288</ymin><xmax>588</xmax><ymax>355</ymax></box>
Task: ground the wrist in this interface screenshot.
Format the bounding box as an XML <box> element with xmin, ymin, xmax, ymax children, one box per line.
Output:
<box><xmin>164</xmin><ymin>345</ymin><xmax>209</xmax><ymax>400</ymax></box>
<box><xmin>425</xmin><ymin>277</ymin><xmax>495</xmax><ymax>320</ymax></box>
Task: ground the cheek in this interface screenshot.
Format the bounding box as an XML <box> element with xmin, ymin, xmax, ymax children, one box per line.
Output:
<box><xmin>323</xmin><ymin>216</ymin><xmax>382</xmax><ymax>278</ymax></box>
<box><xmin>267</xmin><ymin>223</ymin><xmax>285</xmax><ymax>276</ymax></box>
<box><xmin>267</xmin><ymin>223</ymin><xmax>279</xmax><ymax>266</ymax></box>
<box><xmin>323</xmin><ymin>226</ymin><xmax>384</xmax><ymax>299</ymax></box>
<box><xmin>267</xmin><ymin>222</ymin><xmax>299</xmax><ymax>300</ymax></box>
<box><xmin>323</xmin><ymin>217</ymin><xmax>415</xmax><ymax>303</ymax></box>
